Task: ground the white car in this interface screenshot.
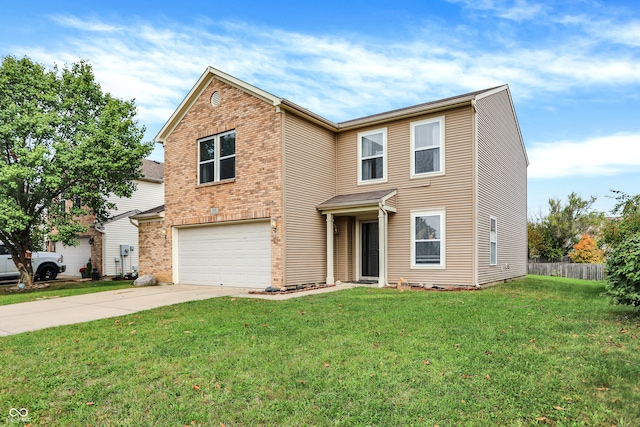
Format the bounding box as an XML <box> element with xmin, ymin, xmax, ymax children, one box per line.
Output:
<box><xmin>0</xmin><ymin>242</ymin><xmax>66</xmax><ymax>281</ymax></box>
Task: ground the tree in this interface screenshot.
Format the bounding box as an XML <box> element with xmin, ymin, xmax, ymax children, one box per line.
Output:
<box><xmin>528</xmin><ymin>193</ymin><xmax>605</xmax><ymax>261</ymax></box>
<box><xmin>569</xmin><ymin>234</ymin><xmax>604</xmax><ymax>264</ymax></box>
<box><xmin>602</xmin><ymin>191</ymin><xmax>640</xmax><ymax>309</ymax></box>
<box><xmin>605</xmin><ymin>232</ymin><xmax>640</xmax><ymax>309</ymax></box>
<box><xmin>602</xmin><ymin>190</ymin><xmax>640</xmax><ymax>250</ymax></box>
<box><xmin>0</xmin><ymin>56</ymin><xmax>153</xmax><ymax>287</ymax></box>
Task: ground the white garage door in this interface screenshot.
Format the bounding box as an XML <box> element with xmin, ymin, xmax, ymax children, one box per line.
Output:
<box><xmin>176</xmin><ymin>221</ymin><xmax>271</xmax><ymax>288</ymax></box>
<box><xmin>59</xmin><ymin>237</ymin><xmax>92</xmax><ymax>277</ymax></box>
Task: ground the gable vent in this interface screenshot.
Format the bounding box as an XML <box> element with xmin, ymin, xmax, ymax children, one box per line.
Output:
<box><xmin>211</xmin><ymin>91</ymin><xmax>221</xmax><ymax>107</ymax></box>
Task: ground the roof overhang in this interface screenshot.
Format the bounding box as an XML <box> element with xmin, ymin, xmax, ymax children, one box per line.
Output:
<box><xmin>155</xmin><ymin>67</ymin><xmax>283</xmax><ymax>144</ymax></box>
<box><xmin>335</xmin><ymin>85</ymin><xmax>508</xmax><ymax>132</ymax></box>
<box><xmin>156</xmin><ymin>67</ymin><xmax>515</xmax><ymax>144</ymax></box>
<box><xmin>317</xmin><ymin>189</ymin><xmax>397</xmax><ymax>215</ymax></box>
<box><xmin>130</xmin><ymin>205</ymin><xmax>166</xmax><ymax>222</ymax></box>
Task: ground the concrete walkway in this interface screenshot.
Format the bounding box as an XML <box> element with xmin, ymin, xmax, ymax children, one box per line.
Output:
<box><xmin>0</xmin><ymin>283</ymin><xmax>359</xmax><ymax>336</ymax></box>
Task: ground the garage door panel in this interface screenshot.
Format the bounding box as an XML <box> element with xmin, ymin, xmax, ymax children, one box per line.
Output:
<box><xmin>59</xmin><ymin>238</ymin><xmax>92</xmax><ymax>277</ymax></box>
<box><xmin>176</xmin><ymin>222</ymin><xmax>270</xmax><ymax>288</ymax></box>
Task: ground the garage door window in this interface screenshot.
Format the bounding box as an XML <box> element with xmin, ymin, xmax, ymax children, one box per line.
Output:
<box><xmin>199</xmin><ymin>130</ymin><xmax>236</xmax><ymax>184</ymax></box>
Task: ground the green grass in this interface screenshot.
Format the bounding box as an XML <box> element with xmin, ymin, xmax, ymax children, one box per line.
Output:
<box><xmin>0</xmin><ymin>279</ymin><xmax>134</xmax><ymax>306</ymax></box>
<box><xmin>1</xmin><ymin>275</ymin><xmax>638</xmax><ymax>426</ymax></box>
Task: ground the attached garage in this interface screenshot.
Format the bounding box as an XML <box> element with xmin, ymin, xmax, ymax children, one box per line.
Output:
<box><xmin>58</xmin><ymin>237</ymin><xmax>92</xmax><ymax>277</ymax></box>
<box><xmin>174</xmin><ymin>221</ymin><xmax>271</xmax><ymax>288</ymax></box>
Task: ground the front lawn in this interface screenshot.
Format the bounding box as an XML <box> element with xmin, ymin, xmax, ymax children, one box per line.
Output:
<box><xmin>0</xmin><ymin>279</ymin><xmax>134</xmax><ymax>306</ymax></box>
<box><xmin>0</xmin><ymin>276</ymin><xmax>638</xmax><ymax>426</ymax></box>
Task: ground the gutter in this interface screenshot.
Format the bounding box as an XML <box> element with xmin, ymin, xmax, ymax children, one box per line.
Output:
<box><xmin>278</xmin><ymin>99</ymin><xmax>339</xmax><ymax>131</ymax></box>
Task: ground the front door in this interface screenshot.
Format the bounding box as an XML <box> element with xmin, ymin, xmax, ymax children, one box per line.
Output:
<box><xmin>361</xmin><ymin>221</ymin><xmax>379</xmax><ymax>278</ymax></box>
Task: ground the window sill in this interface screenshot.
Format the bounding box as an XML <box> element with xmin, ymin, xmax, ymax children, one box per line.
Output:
<box><xmin>197</xmin><ymin>178</ymin><xmax>236</xmax><ymax>188</ymax></box>
<box><xmin>358</xmin><ymin>178</ymin><xmax>388</xmax><ymax>186</ymax></box>
<box><xmin>410</xmin><ymin>171</ymin><xmax>445</xmax><ymax>180</ymax></box>
<box><xmin>411</xmin><ymin>264</ymin><xmax>446</xmax><ymax>270</ymax></box>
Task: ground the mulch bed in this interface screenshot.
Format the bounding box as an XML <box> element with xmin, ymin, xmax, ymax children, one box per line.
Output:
<box><xmin>386</xmin><ymin>284</ymin><xmax>481</xmax><ymax>291</ymax></box>
<box><xmin>248</xmin><ymin>282</ymin><xmax>481</xmax><ymax>295</ymax></box>
<box><xmin>249</xmin><ymin>283</ymin><xmax>336</xmax><ymax>295</ymax></box>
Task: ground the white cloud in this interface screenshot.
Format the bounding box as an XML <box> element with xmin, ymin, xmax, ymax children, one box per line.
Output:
<box><xmin>528</xmin><ymin>133</ymin><xmax>640</xmax><ymax>179</ymax></box>
<box><xmin>49</xmin><ymin>14</ymin><xmax>122</xmax><ymax>32</ymax></box>
<box><xmin>446</xmin><ymin>0</ymin><xmax>545</xmax><ymax>21</ymax></box>
<box><xmin>592</xmin><ymin>20</ymin><xmax>640</xmax><ymax>47</ymax></box>
<box><xmin>9</xmin><ymin>13</ymin><xmax>640</xmax><ymax>153</ymax></box>
<box><xmin>496</xmin><ymin>0</ymin><xmax>545</xmax><ymax>21</ymax></box>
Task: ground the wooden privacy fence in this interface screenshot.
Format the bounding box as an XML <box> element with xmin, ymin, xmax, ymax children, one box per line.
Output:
<box><xmin>527</xmin><ymin>262</ymin><xmax>605</xmax><ymax>281</ymax></box>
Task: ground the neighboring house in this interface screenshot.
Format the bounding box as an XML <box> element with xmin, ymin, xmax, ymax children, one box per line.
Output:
<box><xmin>55</xmin><ymin>159</ymin><xmax>164</xmax><ymax>277</ymax></box>
<box><xmin>135</xmin><ymin>67</ymin><xmax>528</xmax><ymax>289</ymax></box>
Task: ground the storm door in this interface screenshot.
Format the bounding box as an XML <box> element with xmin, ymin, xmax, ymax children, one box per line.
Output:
<box><xmin>361</xmin><ymin>221</ymin><xmax>379</xmax><ymax>278</ymax></box>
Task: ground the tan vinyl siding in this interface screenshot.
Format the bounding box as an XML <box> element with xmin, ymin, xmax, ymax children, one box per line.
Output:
<box><xmin>283</xmin><ymin>112</ymin><xmax>336</xmax><ymax>285</ymax></box>
<box><xmin>336</xmin><ymin>106</ymin><xmax>475</xmax><ymax>286</ymax></box>
<box><xmin>334</xmin><ymin>216</ymin><xmax>355</xmax><ymax>281</ymax></box>
<box><xmin>476</xmin><ymin>89</ymin><xmax>528</xmax><ymax>284</ymax></box>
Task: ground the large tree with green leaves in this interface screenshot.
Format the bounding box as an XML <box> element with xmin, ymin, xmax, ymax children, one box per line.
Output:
<box><xmin>528</xmin><ymin>192</ymin><xmax>605</xmax><ymax>261</ymax></box>
<box><xmin>602</xmin><ymin>190</ymin><xmax>640</xmax><ymax>250</ymax></box>
<box><xmin>603</xmin><ymin>191</ymin><xmax>640</xmax><ymax>309</ymax></box>
<box><xmin>0</xmin><ymin>56</ymin><xmax>153</xmax><ymax>287</ymax></box>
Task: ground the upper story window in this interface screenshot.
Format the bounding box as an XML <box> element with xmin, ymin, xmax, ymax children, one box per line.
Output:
<box><xmin>358</xmin><ymin>128</ymin><xmax>387</xmax><ymax>184</ymax></box>
<box><xmin>199</xmin><ymin>130</ymin><xmax>236</xmax><ymax>184</ymax></box>
<box><xmin>411</xmin><ymin>116</ymin><xmax>444</xmax><ymax>177</ymax></box>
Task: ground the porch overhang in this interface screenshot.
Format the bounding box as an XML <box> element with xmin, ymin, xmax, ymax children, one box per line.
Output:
<box><xmin>317</xmin><ymin>189</ymin><xmax>396</xmax><ymax>288</ymax></box>
<box><xmin>316</xmin><ymin>189</ymin><xmax>397</xmax><ymax>215</ymax></box>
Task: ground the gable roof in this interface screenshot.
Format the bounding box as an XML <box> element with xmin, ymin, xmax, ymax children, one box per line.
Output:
<box><xmin>336</xmin><ymin>86</ymin><xmax>505</xmax><ymax>130</ymax></box>
<box><xmin>139</xmin><ymin>159</ymin><xmax>164</xmax><ymax>183</ymax></box>
<box><xmin>155</xmin><ymin>67</ymin><xmax>281</xmax><ymax>143</ymax></box>
<box><xmin>155</xmin><ymin>67</ymin><xmax>526</xmax><ymax>164</ymax></box>
<box><xmin>130</xmin><ymin>204</ymin><xmax>165</xmax><ymax>222</ymax></box>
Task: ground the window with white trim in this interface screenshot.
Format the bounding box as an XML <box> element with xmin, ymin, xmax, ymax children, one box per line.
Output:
<box><xmin>198</xmin><ymin>130</ymin><xmax>236</xmax><ymax>184</ymax></box>
<box><xmin>411</xmin><ymin>116</ymin><xmax>444</xmax><ymax>177</ymax></box>
<box><xmin>411</xmin><ymin>210</ymin><xmax>445</xmax><ymax>267</ymax></box>
<box><xmin>490</xmin><ymin>216</ymin><xmax>497</xmax><ymax>265</ymax></box>
<box><xmin>358</xmin><ymin>128</ymin><xmax>387</xmax><ymax>184</ymax></box>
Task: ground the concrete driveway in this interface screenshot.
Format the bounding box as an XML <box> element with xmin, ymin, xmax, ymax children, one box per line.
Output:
<box><xmin>0</xmin><ymin>283</ymin><xmax>358</xmax><ymax>336</ymax></box>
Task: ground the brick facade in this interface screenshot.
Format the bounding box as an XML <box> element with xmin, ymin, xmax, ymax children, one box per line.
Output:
<box><xmin>138</xmin><ymin>220</ymin><xmax>172</xmax><ymax>283</ymax></box>
<box><xmin>157</xmin><ymin>77</ymin><xmax>284</xmax><ymax>287</ymax></box>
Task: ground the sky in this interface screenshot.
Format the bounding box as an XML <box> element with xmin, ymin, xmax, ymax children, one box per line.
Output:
<box><xmin>1</xmin><ymin>0</ymin><xmax>639</xmax><ymax>216</ymax></box>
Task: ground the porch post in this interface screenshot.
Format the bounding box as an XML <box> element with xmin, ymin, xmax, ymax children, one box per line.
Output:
<box><xmin>378</xmin><ymin>208</ymin><xmax>387</xmax><ymax>288</ymax></box>
<box><xmin>326</xmin><ymin>213</ymin><xmax>334</xmax><ymax>285</ymax></box>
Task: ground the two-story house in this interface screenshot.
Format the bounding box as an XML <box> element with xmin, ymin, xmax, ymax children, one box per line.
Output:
<box><xmin>55</xmin><ymin>159</ymin><xmax>164</xmax><ymax>277</ymax></box>
<box><xmin>136</xmin><ymin>67</ymin><xmax>528</xmax><ymax>288</ymax></box>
